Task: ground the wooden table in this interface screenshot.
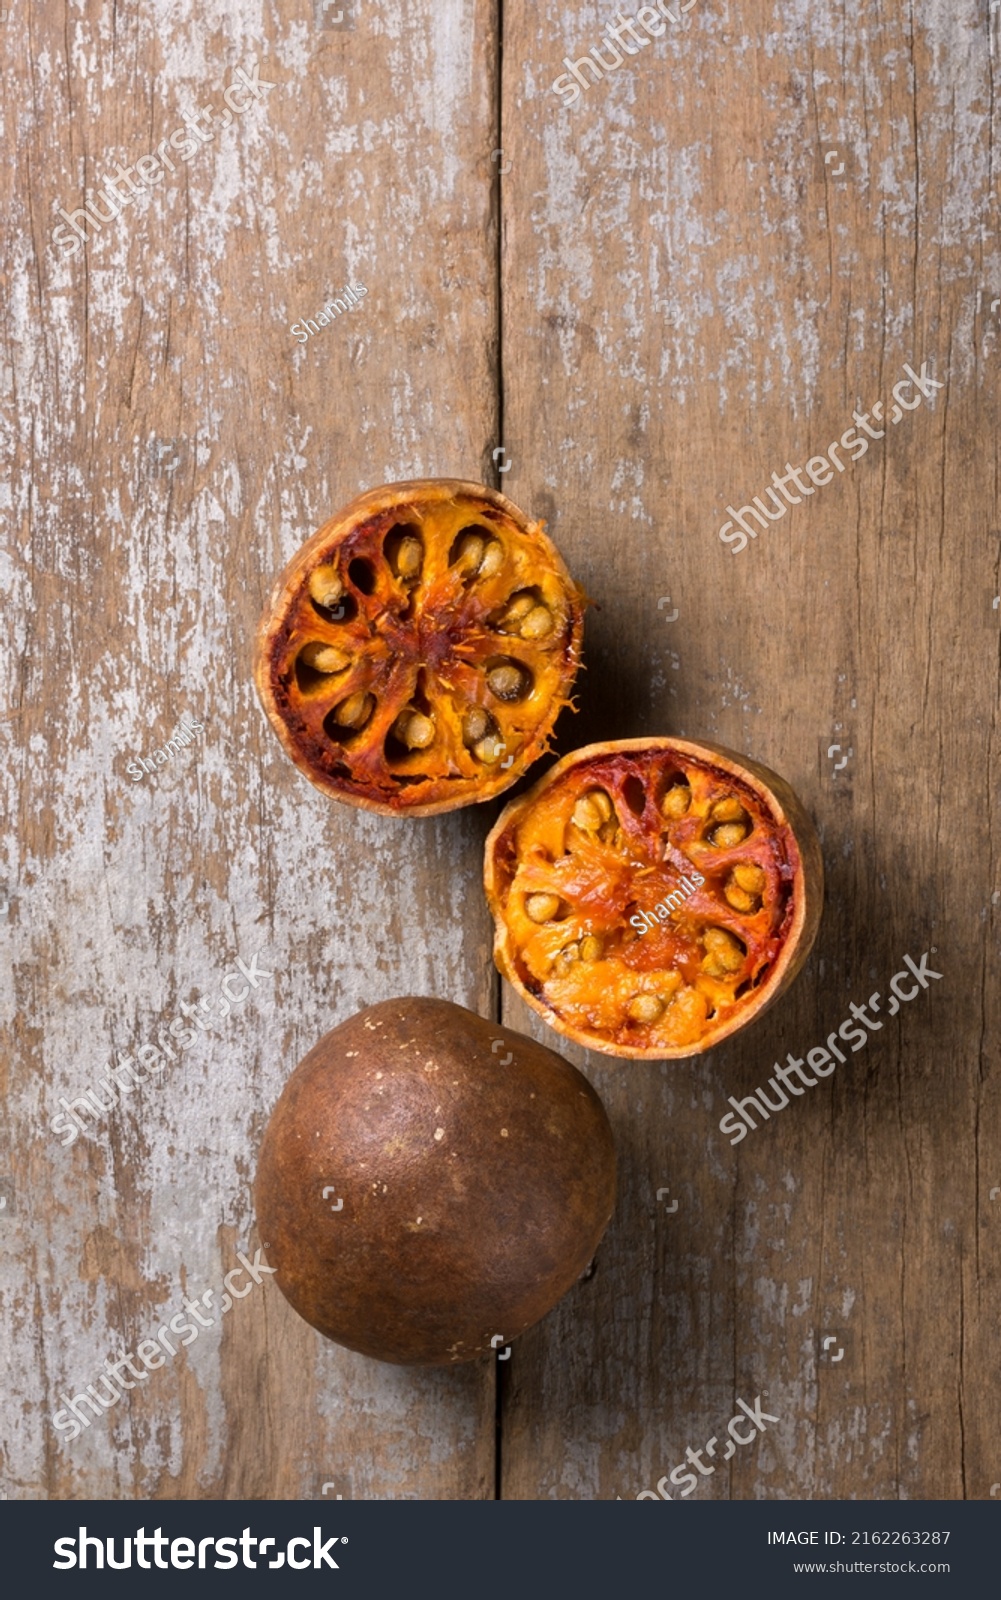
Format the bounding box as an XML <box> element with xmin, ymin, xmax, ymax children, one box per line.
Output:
<box><xmin>2</xmin><ymin>1</ymin><xmax>997</xmax><ymax>1501</ymax></box>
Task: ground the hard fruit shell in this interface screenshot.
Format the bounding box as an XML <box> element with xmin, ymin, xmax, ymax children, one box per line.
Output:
<box><xmin>483</xmin><ymin>737</ymin><xmax>824</xmax><ymax>1061</ymax></box>
<box><xmin>253</xmin><ymin>997</ymin><xmax>617</xmax><ymax>1365</ymax></box>
<box><xmin>253</xmin><ymin>479</ymin><xmax>585</xmax><ymax>816</ymax></box>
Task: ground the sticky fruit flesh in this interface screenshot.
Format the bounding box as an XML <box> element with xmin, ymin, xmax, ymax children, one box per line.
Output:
<box><xmin>254</xmin><ymin>480</ymin><xmax>585</xmax><ymax>816</ymax></box>
<box><xmin>484</xmin><ymin>738</ymin><xmax>823</xmax><ymax>1059</ymax></box>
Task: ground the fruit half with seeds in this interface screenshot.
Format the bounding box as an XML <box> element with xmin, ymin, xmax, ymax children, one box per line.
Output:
<box><xmin>253</xmin><ymin>998</ymin><xmax>616</xmax><ymax>1365</ymax></box>
<box><xmin>253</xmin><ymin>480</ymin><xmax>585</xmax><ymax>815</ymax></box>
<box><xmin>484</xmin><ymin>738</ymin><xmax>823</xmax><ymax>1059</ymax></box>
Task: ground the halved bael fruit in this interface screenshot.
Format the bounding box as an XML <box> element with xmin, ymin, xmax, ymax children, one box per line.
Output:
<box><xmin>484</xmin><ymin>738</ymin><xmax>823</xmax><ymax>1059</ymax></box>
<box><xmin>254</xmin><ymin>480</ymin><xmax>585</xmax><ymax>816</ymax></box>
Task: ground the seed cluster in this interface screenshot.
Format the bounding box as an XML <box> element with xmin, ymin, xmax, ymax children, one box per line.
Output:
<box><xmin>298</xmin><ymin>528</ymin><xmax>559</xmax><ymax>765</ymax></box>
<box><xmin>257</xmin><ymin>486</ymin><xmax>585</xmax><ymax>814</ymax></box>
<box><xmin>488</xmin><ymin>748</ymin><xmax>796</xmax><ymax>1054</ymax></box>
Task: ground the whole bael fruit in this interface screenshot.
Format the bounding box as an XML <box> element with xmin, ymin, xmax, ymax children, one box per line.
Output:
<box><xmin>254</xmin><ymin>479</ymin><xmax>585</xmax><ymax>815</ymax></box>
<box><xmin>484</xmin><ymin>737</ymin><xmax>823</xmax><ymax>1060</ymax></box>
<box><xmin>253</xmin><ymin>997</ymin><xmax>616</xmax><ymax>1365</ymax></box>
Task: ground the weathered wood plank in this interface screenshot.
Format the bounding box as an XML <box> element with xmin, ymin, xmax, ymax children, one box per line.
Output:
<box><xmin>5</xmin><ymin>0</ymin><xmax>1000</xmax><ymax>1507</ymax></box>
<box><xmin>499</xmin><ymin>0</ymin><xmax>1000</xmax><ymax>1499</ymax></box>
<box><xmin>1</xmin><ymin>0</ymin><xmax>500</xmax><ymax>1501</ymax></box>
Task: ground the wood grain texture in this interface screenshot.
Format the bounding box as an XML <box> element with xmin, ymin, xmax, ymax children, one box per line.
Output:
<box><xmin>498</xmin><ymin>0</ymin><xmax>1000</xmax><ymax>1500</ymax></box>
<box><xmin>2</xmin><ymin>0</ymin><xmax>999</xmax><ymax>1505</ymax></box>
<box><xmin>1</xmin><ymin>0</ymin><xmax>500</xmax><ymax>1501</ymax></box>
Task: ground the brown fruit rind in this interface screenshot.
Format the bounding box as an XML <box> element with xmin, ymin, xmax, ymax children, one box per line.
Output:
<box><xmin>253</xmin><ymin>998</ymin><xmax>617</xmax><ymax>1365</ymax></box>
<box><xmin>254</xmin><ymin>480</ymin><xmax>586</xmax><ymax>816</ymax></box>
<box><xmin>484</xmin><ymin>738</ymin><xmax>824</xmax><ymax>1060</ymax></box>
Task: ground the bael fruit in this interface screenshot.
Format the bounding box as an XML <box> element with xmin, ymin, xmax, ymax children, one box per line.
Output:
<box><xmin>484</xmin><ymin>738</ymin><xmax>823</xmax><ymax>1060</ymax></box>
<box><xmin>254</xmin><ymin>479</ymin><xmax>585</xmax><ymax>816</ymax></box>
<box><xmin>253</xmin><ymin>997</ymin><xmax>616</xmax><ymax>1365</ymax></box>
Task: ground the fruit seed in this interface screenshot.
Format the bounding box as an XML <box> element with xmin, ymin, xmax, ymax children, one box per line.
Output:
<box><xmin>712</xmin><ymin>822</ymin><xmax>748</xmax><ymax>848</ymax></box>
<box><xmin>487</xmin><ymin>663</ymin><xmax>528</xmax><ymax>701</ymax></box>
<box><xmin>392</xmin><ymin>536</ymin><xmax>423</xmax><ymax>581</ymax></box>
<box><xmin>526</xmin><ymin>893</ymin><xmax>562</xmax><ymax>923</ymax></box>
<box><xmin>724</xmin><ymin>881</ymin><xmax>758</xmax><ymax>914</ymax></box>
<box><xmin>661</xmin><ymin>784</ymin><xmax>691</xmax><ymax>819</ymax></box>
<box><xmin>334</xmin><ymin>690</ymin><xmax>375</xmax><ymax>731</ymax></box>
<box><xmin>702</xmin><ymin>927</ymin><xmax>745</xmax><ymax>973</ymax></box>
<box><xmin>462</xmin><ymin>707</ymin><xmax>491</xmax><ymax>746</ymax></box>
<box><xmin>308</xmin><ymin>566</ymin><xmax>345</xmax><ymax>610</ymax></box>
<box><xmin>393</xmin><ymin>709</ymin><xmax>435</xmax><ymax>749</ymax></box>
<box><xmin>497</xmin><ymin>592</ymin><xmax>535</xmax><ymax>631</ymax></box>
<box><xmin>299</xmin><ymin>642</ymin><xmax>351</xmax><ymax>674</ymax></box>
<box><xmin>519</xmin><ymin>604</ymin><xmax>554</xmax><ymax>640</ymax></box>
<box><xmin>455</xmin><ymin>532</ymin><xmax>485</xmax><ymax>570</ymax></box>
<box><xmin>473</xmin><ymin>733</ymin><xmax>506</xmax><ymax>765</ymax></box>
<box><xmin>711</xmin><ymin>797</ymin><xmax>746</xmax><ymax>823</ymax></box>
<box><xmin>572</xmin><ymin>790</ymin><xmax>613</xmax><ymax>831</ymax></box>
<box><xmin>733</xmin><ymin>862</ymin><xmax>766</xmax><ymax>894</ymax></box>
<box><xmin>627</xmin><ymin>994</ymin><xmax>664</xmax><ymax>1023</ymax></box>
<box><xmin>479</xmin><ymin>540</ymin><xmax>504</xmax><ymax>578</ymax></box>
